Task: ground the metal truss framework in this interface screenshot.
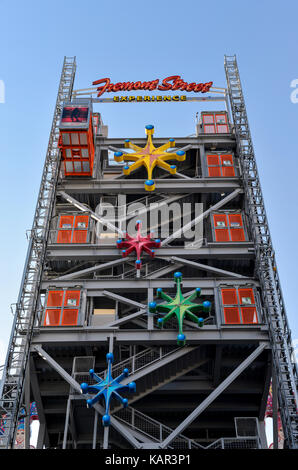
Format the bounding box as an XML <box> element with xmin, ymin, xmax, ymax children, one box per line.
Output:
<box><xmin>0</xmin><ymin>57</ymin><xmax>77</xmax><ymax>448</ymax></box>
<box><xmin>1</xmin><ymin>56</ymin><xmax>297</xmax><ymax>450</ymax></box>
<box><xmin>225</xmin><ymin>55</ymin><xmax>298</xmax><ymax>447</ymax></box>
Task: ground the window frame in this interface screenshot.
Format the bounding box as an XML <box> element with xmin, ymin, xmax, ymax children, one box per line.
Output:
<box><xmin>56</xmin><ymin>214</ymin><xmax>90</xmax><ymax>244</ymax></box>
<box><xmin>43</xmin><ymin>289</ymin><xmax>82</xmax><ymax>327</ymax></box>
<box><xmin>220</xmin><ymin>286</ymin><xmax>259</xmax><ymax>325</ymax></box>
<box><xmin>211</xmin><ymin>212</ymin><xmax>247</xmax><ymax>243</ymax></box>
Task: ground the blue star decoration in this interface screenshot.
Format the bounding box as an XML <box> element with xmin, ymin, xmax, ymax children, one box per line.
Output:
<box><xmin>148</xmin><ymin>272</ymin><xmax>212</xmax><ymax>346</ymax></box>
<box><xmin>80</xmin><ymin>352</ymin><xmax>136</xmax><ymax>426</ymax></box>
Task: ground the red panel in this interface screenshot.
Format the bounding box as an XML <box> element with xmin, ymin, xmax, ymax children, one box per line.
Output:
<box><xmin>64</xmin><ymin>290</ymin><xmax>81</xmax><ymax>307</ymax></box>
<box><xmin>221</xmin><ymin>155</ymin><xmax>235</xmax><ymax>177</ymax></box>
<box><xmin>44</xmin><ymin>309</ymin><xmax>61</xmax><ymax>326</ymax></box>
<box><xmin>59</xmin><ymin>215</ymin><xmax>74</xmax><ymax>229</ymax></box>
<box><xmin>208</xmin><ymin>167</ymin><xmax>221</xmax><ymax>177</ymax></box>
<box><xmin>73</xmin><ymin>231</ymin><xmax>88</xmax><ymax>243</ymax></box>
<box><xmin>224</xmin><ymin>307</ymin><xmax>240</xmax><ymax>324</ymax></box>
<box><xmin>217</xmin><ymin>125</ymin><xmax>229</xmax><ymax>133</ymax></box>
<box><xmin>229</xmin><ymin>214</ymin><xmax>245</xmax><ymax>241</ymax></box>
<box><xmin>204</xmin><ymin>124</ymin><xmax>216</xmax><ymax>133</ymax></box>
<box><xmin>215</xmin><ymin>229</ymin><xmax>229</xmax><ymax>242</ymax></box>
<box><xmin>61</xmin><ymin>309</ymin><xmax>79</xmax><ymax>326</ymax></box>
<box><xmin>47</xmin><ymin>290</ymin><xmax>63</xmax><ymax>307</ymax></box>
<box><xmin>207</xmin><ymin>155</ymin><xmax>220</xmax><ymax>165</ymax></box>
<box><xmin>74</xmin><ymin>215</ymin><xmax>89</xmax><ymax>229</ymax></box>
<box><xmin>238</xmin><ymin>288</ymin><xmax>255</xmax><ymax>305</ymax></box>
<box><xmin>202</xmin><ymin>114</ymin><xmax>214</xmax><ymax>124</ymax></box>
<box><xmin>213</xmin><ymin>214</ymin><xmax>229</xmax><ymax>241</ymax></box>
<box><xmin>207</xmin><ymin>155</ymin><xmax>221</xmax><ymax>177</ymax></box>
<box><xmin>221</xmin><ymin>288</ymin><xmax>238</xmax><ymax>305</ymax></box>
<box><xmin>241</xmin><ymin>307</ymin><xmax>258</xmax><ymax>324</ymax></box>
<box><xmin>57</xmin><ymin>231</ymin><xmax>72</xmax><ymax>244</ymax></box>
<box><xmin>215</xmin><ymin>114</ymin><xmax>227</xmax><ymax>124</ymax></box>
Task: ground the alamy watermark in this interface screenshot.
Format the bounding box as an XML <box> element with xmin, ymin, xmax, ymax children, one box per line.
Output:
<box><xmin>290</xmin><ymin>79</ymin><xmax>298</xmax><ymax>103</ymax></box>
<box><xmin>94</xmin><ymin>195</ymin><xmax>204</xmax><ymax>248</ymax></box>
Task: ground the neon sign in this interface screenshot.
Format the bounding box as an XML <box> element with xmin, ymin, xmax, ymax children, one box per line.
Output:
<box><xmin>92</xmin><ymin>76</ymin><xmax>213</xmax><ymax>97</ymax></box>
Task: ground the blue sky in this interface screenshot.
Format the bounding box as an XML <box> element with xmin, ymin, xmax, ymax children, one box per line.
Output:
<box><xmin>0</xmin><ymin>0</ymin><xmax>298</xmax><ymax>364</ymax></box>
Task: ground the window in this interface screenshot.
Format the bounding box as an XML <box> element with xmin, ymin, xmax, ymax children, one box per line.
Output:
<box><xmin>221</xmin><ymin>287</ymin><xmax>258</xmax><ymax>324</ymax></box>
<box><xmin>57</xmin><ymin>214</ymin><xmax>89</xmax><ymax>244</ymax></box>
<box><xmin>43</xmin><ymin>290</ymin><xmax>81</xmax><ymax>326</ymax></box>
<box><xmin>59</xmin><ymin>124</ymin><xmax>95</xmax><ymax>177</ymax></box>
<box><xmin>202</xmin><ymin>113</ymin><xmax>229</xmax><ymax>134</ymax></box>
<box><xmin>215</xmin><ymin>114</ymin><xmax>229</xmax><ymax>133</ymax></box>
<box><xmin>206</xmin><ymin>154</ymin><xmax>235</xmax><ymax>177</ymax></box>
<box><xmin>212</xmin><ymin>213</ymin><xmax>246</xmax><ymax>242</ymax></box>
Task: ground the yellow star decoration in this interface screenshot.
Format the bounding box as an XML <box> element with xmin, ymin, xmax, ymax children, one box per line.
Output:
<box><xmin>114</xmin><ymin>125</ymin><xmax>186</xmax><ymax>191</ymax></box>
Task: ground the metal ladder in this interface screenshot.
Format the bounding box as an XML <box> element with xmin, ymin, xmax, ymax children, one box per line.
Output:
<box><xmin>0</xmin><ymin>57</ymin><xmax>76</xmax><ymax>448</ymax></box>
<box><xmin>225</xmin><ymin>55</ymin><xmax>298</xmax><ymax>448</ymax></box>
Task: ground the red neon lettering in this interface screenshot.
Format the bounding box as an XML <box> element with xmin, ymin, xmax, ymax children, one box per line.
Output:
<box><xmin>92</xmin><ymin>78</ymin><xmax>110</xmax><ymax>97</ymax></box>
<box><xmin>92</xmin><ymin>77</ymin><xmax>213</xmax><ymax>96</ymax></box>
<box><xmin>201</xmin><ymin>81</ymin><xmax>213</xmax><ymax>93</ymax></box>
<box><xmin>158</xmin><ymin>75</ymin><xmax>180</xmax><ymax>91</ymax></box>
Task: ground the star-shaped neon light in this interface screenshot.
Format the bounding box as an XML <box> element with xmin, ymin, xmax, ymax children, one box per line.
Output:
<box><xmin>80</xmin><ymin>352</ymin><xmax>136</xmax><ymax>427</ymax></box>
<box><xmin>114</xmin><ymin>124</ymin><xmax>186</xmax><ymax>191</ymax></box>
<box><xmin>149</xmin><ymin>272</ymin><xmax>211</xmax><ymax>346</ymax></box>
<box><xmin>117</xmin><ymin>220</ymin><xmax>161</xmax><ymax>269</ymax></box>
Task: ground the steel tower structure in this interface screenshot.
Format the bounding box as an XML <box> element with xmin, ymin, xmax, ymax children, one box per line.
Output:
<box><xmin>0</xmin><ymin>56</ymin><xmax>297</xmax><ymax>449</ymax></box>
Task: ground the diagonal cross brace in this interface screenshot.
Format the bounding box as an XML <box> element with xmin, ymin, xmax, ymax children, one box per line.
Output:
<box><xmin>159</xmin><ymin>342</ymin><xmax>267</xmax><ymax>448</ymax></box>
<box><xmin>171</xmin><ymin>256</ymin><xmax>249</xmax><ymax>279</ymax></box>
<box><xmin>161</xmin><ymin>188</ymin><xmax>242</xmax><ymax>246</ymax></box>
<box><xmin>33</xmin><ymin>345</ymin><xmax>143</xmax><ymax>448</ymax></box>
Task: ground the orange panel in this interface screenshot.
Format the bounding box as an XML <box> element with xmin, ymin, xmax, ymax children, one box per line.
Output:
<box><xmin>207</xmin><ymin>155</ymin><xmax>221</xmax><ymax>177</ymax></box>
<box><xmin>221</xmin><ymin>288</ymin><xmax>238</xmax><ymax>305</ymax></box>
<box><xmin>59</xmin><ymin>215</ymin><xmax>74</xmax><ymax>229</ymax></box>
<box><xmin>204</xmin><ymin>124</ymin><xmax>216</xmax><ymax>133</ymax></box>
<box><xmin>224</xmin><ymin>307</ymin><xmax>240</xmax><ymax>324</ymax></box>
<box><xmin>203</xmin><ymin>114</ymin><xmax>214</xmax><ymax>124</ymax></box>
<box><xmin>241</xmin><ymin>307</ymin><xmax>258</xmax><ymax>324</ymax></box>
<box><xmin>47</xmin><ymin>290</ymin><xmax>64</xmax><ymax>307</ymax></box>
<box><xmin>73</xmin><ymin>231</ymin><xmax>88</xmax><ymax>243</ymax></box>
<box><xmin>215</xmin><ymin>229</ymin><xmax>230</xmax><ymax>242</ymax></box>
<box><xmin>213</xmin><ymin>214</ymin><xmax>229</xmax><ymax>241</ymax></box>
<box><xmin>208</xmin><ymin>167</ymin><xmax>221</xmax><ymax>177</ymax></box>
<box><xmin>74</xmin><ymin>215</ymin><xmax>89</xmax><ymax>229</ymax></box>
<box><xmin>213</xmin><ymin>214</ymin><xmax>227</xmax><ymax>226</ymax></box>
<box><xmin>207</xmin><ymin>155</ymin><xmax>220</xmax><ymax>166</ymax></box>
<box><xmin>215</xmin><ymin>114</ymin><xmax>227</xmax><ymax>124</ymax></box>
<box><xmin>217</xmin><ymin>124</ymin><xmax>229</xmax><ymax>133</ymax></box>
<box><xmin>61</xmin><ymin>309</ymin><xmax>79</xmax><ymax>326</ymax></box>
<box><xmin>230</xmin><ymin>228</ymin><xmax>245</xmax><ymax>241</ymax></box>
<box><xmin>221</xmin><ymin>155</ymin><xmax>235</xmax><ymax>177</ymax></box>
<box><xmin>238</xmin><ymin>288</ymin><xmax>255</xmax><ymax>305</ymax></box>
<box><xmin>57</xmin><ymin>231</ymin><xmax>72</xmax><ymax>244</ymax></box>
<box><xmin>64</xmin><ymin>290</ymin><xmax>81</xmax><ymax>307</ymax></box>
<box><xmin>44</xmin><ymin>309</ymin><xmax>61</xmax><ymax>326</ymax></box>
<box><xmin>229</xmin><ymin>214</ymin><xmax>245</xmax><ymax>241</ymax></box>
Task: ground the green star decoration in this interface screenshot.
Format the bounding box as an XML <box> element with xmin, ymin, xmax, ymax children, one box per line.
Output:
<box><xmin>149</xmin><ymin>272</ymin><xmax>211</xmax><ymax>346</ymax></box>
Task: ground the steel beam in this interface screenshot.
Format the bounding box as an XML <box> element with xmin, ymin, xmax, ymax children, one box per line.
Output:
<box><xmin>58</xmin><ymin>179</ymin><xmax>240</xmax><ymax>194</ymax></box>
<box><xmin>159</xmin><ymin>343</ymin><xmax>267</xmax><ymax>448</ymax></box>
<box><xmin>47</xmin><ymin>245</ymin><xmax>255</xmax><ymax>261</ymax></box>
<box><xmin>33</xmin><ymin>345</ymin><xmax>143</xmax><ymax>448</ymax></box>
<box><xmin>31</xmin><ymin>327</ymin><xmax>270</xmax><ymax>346</ymax></box>
<box><xmin>41</xmin><ymin>278</ymin><xmax>257</xmax><ymax>292</ymax></box>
